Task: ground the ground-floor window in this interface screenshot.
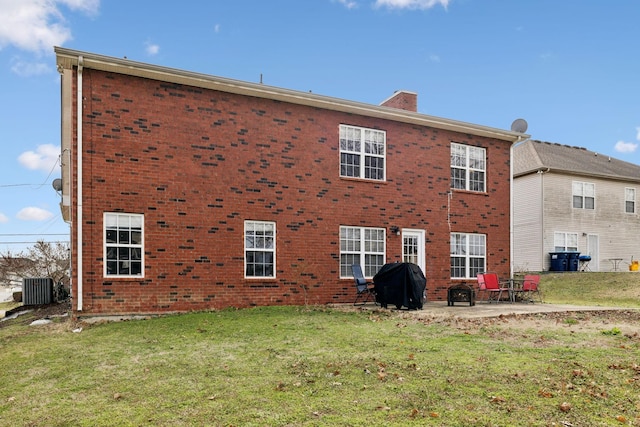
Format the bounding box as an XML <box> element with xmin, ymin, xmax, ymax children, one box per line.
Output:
<box><xmin>554</xmin><ymin>232</ymin><xmax>578</xmax><ymax>252</ymax></box>
<box><xmin>104</xmin><ymin>212</ymin><xmax>144</xmax><ymax>277</ymax></box>
<box><xmin>340</xmin><ymin>226</ymin><xmax>385</xmax><ymax>277</ymax></box>
<box><xmin>245</xmin><ymin>221</ymin><xmax>276</xmax><ymax>278</ymax></box>
<box><xmin>450</xmin><ymin>233</ymin><xmax>485</xmax><ymax>279</ymax></box>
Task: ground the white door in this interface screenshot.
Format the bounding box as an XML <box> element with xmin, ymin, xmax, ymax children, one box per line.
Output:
<box><xmin>587</xmin><ymin>234</ymin><xmax>599</xmax><ymax>272</ymax></box>
<box><xmin>402</xmin><ymin>229</ymin><xmax>426</xmax><ymax>274</ymax></box>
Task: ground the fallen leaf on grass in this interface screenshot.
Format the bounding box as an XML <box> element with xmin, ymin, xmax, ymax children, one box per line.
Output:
<box><xmin>559</xmin><ymin>402</ymin><xmax>572</xmax><ymax>412</ymax></box>
<box><xmin>490</xmin><ymin>396</ymin><xmax>506</xmax><ymax>403</ymax></box>
<box><xmin>538</xmin><ymin>389</ymin><xmax>553</xmax><ymax>398</ymax></box>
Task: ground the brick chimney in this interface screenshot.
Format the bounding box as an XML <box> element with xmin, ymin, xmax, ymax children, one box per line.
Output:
<box><xmin>380</xmin><ymin>90</ymin><xmax>417</xmax><ymax>112</ymax></box>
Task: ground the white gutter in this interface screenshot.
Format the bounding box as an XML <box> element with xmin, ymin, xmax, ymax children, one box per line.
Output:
<box><xmin>77</xmin><ymin>55</ymin><xmax>83</xmax><ymax>311</ymax></box>
<box><xmin>54</xmin><ymin>47</ymin><xmax>528</xmax><ymax>144</ymax></box>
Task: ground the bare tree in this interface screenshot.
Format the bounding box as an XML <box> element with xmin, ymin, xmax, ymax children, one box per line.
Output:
<box><xmin>0</xmin><ymin>241</ymin><xmax>70</xmax><ymax>287</ymax></box>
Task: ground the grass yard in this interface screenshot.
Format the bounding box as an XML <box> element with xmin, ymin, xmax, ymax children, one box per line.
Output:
<box><xmin>0</xmin><ymin>272</ymin><xmax>639</xmax><ymax>426</ymax></box>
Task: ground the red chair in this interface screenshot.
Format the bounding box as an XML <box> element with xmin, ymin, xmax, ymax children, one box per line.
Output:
<box><xmin>476</xmin><ymin>272</ymin><xmax>511</xmax><ymax>303</ymax></box>
<box><xmin>519</xmin><ymin>274</ymin><xmax>542</xmax><ymax>303</ymax></box>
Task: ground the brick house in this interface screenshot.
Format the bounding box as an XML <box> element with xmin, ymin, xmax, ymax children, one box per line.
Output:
<box><xmin>55</xmin><ymin>47</ymin><xmax>528</xmax><ymax>316</ymax></box>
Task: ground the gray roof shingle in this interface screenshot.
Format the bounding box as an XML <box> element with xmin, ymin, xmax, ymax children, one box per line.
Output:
<box><xmin>513</xmin><ymin>140</ymin><xmax>640</xmax><ymax>182</ymax></box>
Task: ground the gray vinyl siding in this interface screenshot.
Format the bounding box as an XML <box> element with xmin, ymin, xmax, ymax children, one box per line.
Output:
<box><xmin>515</xmin><ymin>172</ymin><xmax>640</xmax><ymax>272</ymax></box>
<box><xmin>513</xmin><ymin>173</ymin><xmax>544</xmax><ymax>271</ymax></box>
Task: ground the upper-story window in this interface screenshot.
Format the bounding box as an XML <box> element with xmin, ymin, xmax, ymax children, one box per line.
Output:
<box><xmin>104</xmin><ymin>213</ymin><xmax>144</xmax><ymax>277</ymax></box>
<box><xmin>339</xmin><ymin>125</ymin><xmax>386</xmax><ymax>181</ymax></box>
<box><xmin>451</xmin><ymin>143</ymin><xmax>486</xmax><ymax>192</ymax></box>
<box><xmin>572</xmin><ymin>181</ymin><xmax>595</xmax><ymax>209</ymax></box>
<box><xmin>625</xmin><ymin>187</ymin><xmax>636</xmax><ymax>213</ymax></box>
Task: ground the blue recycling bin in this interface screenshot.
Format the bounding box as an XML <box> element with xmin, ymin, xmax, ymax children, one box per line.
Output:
<box><xmin>549</xmin><ymin>252</ymin><xmax>569</xmax><ymax>271</ymax></box>
<box><xmin>567</xmin><ymin>252</ymin><xmax>580</xmax><ymax>272</ymax></box>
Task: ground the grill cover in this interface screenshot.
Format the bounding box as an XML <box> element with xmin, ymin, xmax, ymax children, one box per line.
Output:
<box><xmin>373</xmin><ymin>262</ymin><xmax>426</xmax><ymax>310</ymax></box>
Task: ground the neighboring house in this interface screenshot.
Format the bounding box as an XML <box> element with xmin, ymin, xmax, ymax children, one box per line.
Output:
<box><xmin>513</xmin><ymin>140</ymin><xmax>640</xmax><ymax>272</ymax></box>
<box><xmin>55</xmin><ymin>47</ymin><xmax>527</xmax><ymax>316</ymax></box>
<box><xmin>0</xmin><ymin>257</ymin><xmax>34</xmax><ymax>288</ymax></box>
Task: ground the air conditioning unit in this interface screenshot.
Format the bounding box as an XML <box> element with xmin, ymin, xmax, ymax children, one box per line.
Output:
<box><xmin>22</xmin><ymin>278</ymin><xmax>54</xmax><ymax>306</ymax></box>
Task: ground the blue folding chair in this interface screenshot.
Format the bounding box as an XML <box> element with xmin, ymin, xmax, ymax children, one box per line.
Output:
<box><xmin>351</xmin><ymin>264</ymin><xmax>376</xmax><ymax>306</ymax></box>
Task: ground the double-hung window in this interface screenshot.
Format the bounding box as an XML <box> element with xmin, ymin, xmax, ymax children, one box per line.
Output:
<box><xmin>340</xmin><ymin>226</ymin><xmax>385</xmax><ymax>278</ymax></box>
<box><xmin>625</xmin><ymin>187</ymin><xmax>636</xmax><ymax>213</ymax></box>
<box><xmin>572</xmin><ymin>181</ymin><xmax>595</xmax><ymax>209</ymax></box>
<box><xmin>450</xmin><ymin>233</ymin><xmax>486</xmax><ymax>279</ymax></box>
<box><xmin>450</xmin><ymin>143</ymin><xmax>486</xmax><ymax>192</ymax></box>
<box><xmin>104</xmin><ymin>213</ymin><xmax>144</xmax><ymax>277</ymax></box>
<box><xmin>554</xmin><ymin>232</ymin><xmax>578</xmax><ymax>252</ymax></box>
<box><xmin>245</xmin><ymin>221</ymin><xmax>276</xmax><ymax>278</ymax></box>
<box><xmin>339</xmin><ymin>125</ymin><xmax>386</xmax><ymax>181</ymax></box>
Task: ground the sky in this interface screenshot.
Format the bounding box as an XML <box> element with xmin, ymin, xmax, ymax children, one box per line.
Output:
<box><xmin>1</xmin><ymin>0</ymin><xmax>639</xmax><ymax>253</ymax></box>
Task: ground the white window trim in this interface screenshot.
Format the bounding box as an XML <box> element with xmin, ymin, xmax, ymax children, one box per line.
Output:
<box><xmin>103</xmin><ymin>212</ymin><xmax>144</xmax><ymax>278</ymax></box>
<box><xmin>572</xmin><ymin>181</ymin><xmax>595</xmax><ymax>210</ymax></box>
<box><xmin>339</xmin><ymin>124</ymin><xmax>386</xmax><ymax>181</ymax></box>
<box><xmin>340</xmin><ymin>226</ymin><xmax>386</xmax><ymax>278</ymax></box>
<box><xmin>450</xmin><ymin>232</ymin><xmax>486</xmax><ymax>279</ymax></box>
<box><xmin>625</xmin><ymin>187</ymin><xmax>636</xmax><ymax>214</ymax></box>
<box><xmin>553</xmin><ymin>231</ymin><xmax>578</xmax><ymax>252</ymax></box>
<box><xmin>450</xmin><ymin>142</ymin><xmax>486</xmax><ymax>192</ymax></box>
<box><xmin>244</xmin><ymin>220</ymin><xmax>276</xmax><ymax>279</ymax></box>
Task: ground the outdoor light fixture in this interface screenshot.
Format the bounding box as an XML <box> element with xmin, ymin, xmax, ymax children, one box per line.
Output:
<box><xmin>390</xmin><ymin>226</ymin><xmax>400</xmax><ymax>235</ymax></box>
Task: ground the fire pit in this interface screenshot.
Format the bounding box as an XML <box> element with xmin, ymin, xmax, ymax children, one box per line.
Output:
<box><xmin>447</xmin><ymin>283</ymin><xmax>475</xmax><ymax>306</ymax></box>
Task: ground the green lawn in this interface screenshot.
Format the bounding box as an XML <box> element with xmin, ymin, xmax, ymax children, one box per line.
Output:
<box><xmin>0</xmin><ymin>272</ymin><xmax>639</xmax><ymax>426</ymax></box>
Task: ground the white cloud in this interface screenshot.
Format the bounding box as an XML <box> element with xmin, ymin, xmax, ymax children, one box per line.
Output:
<box><xmin>0</xmin><ymin>213</ymin><xmax>9</xmax><ymax>223</ymax></box>
<box><xmin>636</xmin><ymin>126</ymin><xmax>640</xmax><ymax>141</ymax></box>
<box><xmin>614</xmin><ymin>140</ymin><xmax>638</xmax><ymax>154</ymax></box>
<box><xmin>214</xmin><ymin>24</ymin><xmax>221</xmax><ymax>33</ymax></box>
<box><xmin>0</xmin><ymin>0</ymin><xmax>99</xmax><ymax>54</ymax></box>
<box><xmin>10</xmin><ymin>57</ymin><xmax>51</xmax><ymax>76</ymax></box>
<box><xmin>17</xmin><ymin>207</ymin><xmax>54</xmax><ymax>221</ymax></box>
<box><xmin>374</xmin><ymin>0</ymin><xmax>449</xmax><ymax>10</ymax></box>
<box><xmin>145</xmin><ymin>41</ymin><xmax>160</xmax><ymax>56</ymax></box>
<box><xmin>18</xmin><ymin>144</ymin><xmax>60</xmax><ymax>173</ymax></box>
<box><xmin>336</xmin><ymin>0</ymin><xmax>358</xmax><ymax>8</ymax></box>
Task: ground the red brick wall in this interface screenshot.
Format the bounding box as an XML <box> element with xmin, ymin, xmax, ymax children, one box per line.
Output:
<box><xmin>69</xmin><ymin>68</ymin><xmax>512</xmax><ymax>315</ymax></box>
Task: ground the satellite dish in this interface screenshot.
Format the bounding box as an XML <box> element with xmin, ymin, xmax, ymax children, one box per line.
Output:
<box><xmin>52</xmin><ymin>178</ymin><xmax>62</xmax><ymax>192</ymax></box>
<box><xmin>511</xmin><ymin>118</ymin><xmax>528</xmax><ymax>133</ymax></box>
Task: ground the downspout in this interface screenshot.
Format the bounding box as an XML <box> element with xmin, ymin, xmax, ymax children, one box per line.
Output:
<box><xmin>77</xmin><ymin>56</ymin><xmax>83</xmax><ymax>311</ymax></box>
<box><xmin>510</xmin><ymin>140</ymin><xmax>518</xmax><ymax>279</ymax></box>
<box><xmin>538</xmin><ymin>168</ymin><xmax>550</xmax><ymax>270</ymax></box>
<box><xmin>510</xmin><ymin>136</ymin><xmax>530</xmax><ymax>278</ymax></box>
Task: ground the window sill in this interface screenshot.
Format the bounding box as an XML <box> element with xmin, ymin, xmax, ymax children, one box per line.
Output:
<box><xmin>450</xmin><ymin>188</ymin><xmax>487</xmax><ymax>196</ymax></box>
<box><xmin>340</xmin><ymin>176</ymin><xmax>388</xmax><ymax>185</ymax></box>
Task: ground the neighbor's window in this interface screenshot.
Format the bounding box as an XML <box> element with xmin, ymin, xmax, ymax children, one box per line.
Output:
<box><xmin>104</xmin><ymin>213</ymin><xmax>144</xmax><ymax>277</ymax></box>
<box><xmin>450</xmin><ymin>233</ymin><xmax>486</xmax><ymax>279</ymax></box>
<box><xmin>340</xmin><ymin>226</ymin><xmax>385</xmax><ymax>278</ymax></box>
<box><xmin>572</xmin><ymin>181</ymin><xmax>595</xmax><ymax>209</ymax></box>
<box><xmin>625</xmin><ymin>187</ymin><xmax>636</xmax><ymax>213</ymax></box>
<box><xmin>339</xmin><ymin>124</ymin><xmax>386</xmax><ymax>181</ymax></box>
<box><xmin>554</xmin><ymin>232</ymin><xmax>578</xmax><ymax>252</ymax></box>
<box><xmin>245</xmin><ymin>221</ymin><xmax>276</xmax><ymax>278</ymax></box>
<box><xmin>450</xmin><ymin>143</ymin><xmax>486</xmax><ymax>192</ymax></box>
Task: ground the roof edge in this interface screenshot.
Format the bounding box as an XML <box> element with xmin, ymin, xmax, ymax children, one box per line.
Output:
<box><xmin>55</xmin><ymin>47</ymin><xmax>529</xmax><ymax>142</ymax></box>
